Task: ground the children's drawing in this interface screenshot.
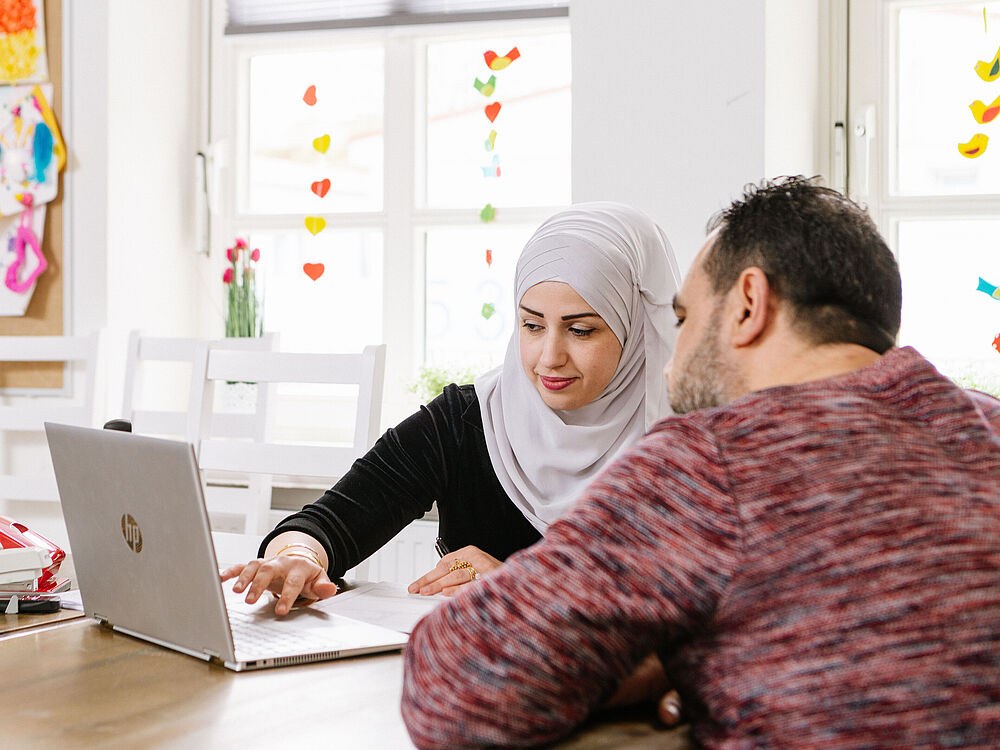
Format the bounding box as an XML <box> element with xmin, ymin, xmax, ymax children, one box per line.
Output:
<box><xmin>0</xmin><ymin>0</ymin><xmax>47</xmax><ymax>84</ymax></box>
<box><xmin>481</xmin><ymin>302</ymin><xmax>496</xmax><ymax>319</ymax></box>
<box><xmin>485</xmin><ymin>249</ymin><xmax>493</xmax><ymax>266</ymax></box>
<box><xmin>484</xmin><ymin>102</ymin><xmax>501</xmax><ymax>123</ymax></box>
<box><xmin>303</xmin><ymin>262</ymin><xmax>325</xmax><ymax>281</ymax></box>
<box><xmin>484</xmin><ymin>130</ymin><xmax>497</xmax><ymax>151</ymax></box>
<box><xmin>975</xmin><ymin>45</ymin><xmax>1000</xmax><ymax>81</ymax></box>
<box><xmin>479</xmin><ymin>203</ymin><xmax>496</xmax><ymax>223</ymax></box>
<box><xmin>0</xmin><ymin>83</ymin><xmax>64</xmax><ymax>215</ymax></box>
<box><xmin>970</xmin><ymin>94</ymin><xmax>1000</xmax><ymax>123</ymax></box>
<box><xmin>302</xmin><ymin>85</ymin><xmax>317</xmax><ymax>106</ymax></box>
<box><xmin>0</xmin><ymin>198</ymin><xmax>44</xmax><ymax>315</ymax></box>
<box><xmin>958</xmin><ymin>133</ymin><xmax>989</xmax><ymax>157</ymax></box>
<box><xmin>484</xmin><ymin>47</ymin><xmax>520</xmax><ymax>71</ymax></box>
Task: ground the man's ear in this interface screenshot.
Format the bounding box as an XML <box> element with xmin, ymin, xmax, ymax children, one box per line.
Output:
<box><xmin>730</xmin><ymin>267</ymin><xmax>771</xmax><ymax>347</ymax></box>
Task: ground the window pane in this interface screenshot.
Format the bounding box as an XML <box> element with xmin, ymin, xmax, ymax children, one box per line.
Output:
<box><xmin>252</xmin><ymin>230</ymin><xmax>383</xmax><ymax>353</ymax></box>
<box><xmin>247</xmin><ymin>47</ymin><xmax>384</xmax><ymax>213</ymax></box>
<box><xmin>424</xmin><ymin>224</ymin><xmax>538</xmax><ymax>367</ymax></box>
<box><xmin>896</xmin><ymin>3</ymin><xmax>1000</xmax><ymax>196</ymax></box>
<box><xmin>897</xmin><ymin>220</ymin><xmax>1000</xmax><ymax>394</ymax></box>
<box><xmin>425</xmin><ymin>30</ymin><xmax>571</xmax><ymax>208</ymax></box>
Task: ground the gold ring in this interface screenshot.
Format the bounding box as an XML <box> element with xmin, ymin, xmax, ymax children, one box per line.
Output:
<box><xmin>449</xmin><ymin>560</ymin><xmax>472</xmax><ymax>572</ymax></box>
<box><xmin>468</xmin><ymin>567</ymin><xmax>479</xmax><ymax>581</ymax></box>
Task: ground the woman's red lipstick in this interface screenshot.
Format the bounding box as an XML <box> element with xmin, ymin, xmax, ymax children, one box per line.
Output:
<box><xmin>540</xmin><ymin>376</ymin><xmax>575</xmax><ymax>391</ymax></box>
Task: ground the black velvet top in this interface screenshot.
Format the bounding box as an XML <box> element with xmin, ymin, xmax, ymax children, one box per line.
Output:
<box><xmin>258</xmin><ymin>384</ymin><xmax>543</xmax><ymax>578</ymax></box>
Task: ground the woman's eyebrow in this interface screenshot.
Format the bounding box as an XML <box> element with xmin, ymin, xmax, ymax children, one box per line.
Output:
<box><xmin>519</xmin><ymin>305</ymin><xmax>599</xmax><ymax>322</ymax></box>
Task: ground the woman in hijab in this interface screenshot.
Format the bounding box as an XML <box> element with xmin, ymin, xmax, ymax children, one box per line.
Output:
<box><xmin>223</xmin><ymin>202</ymin><xmax>681</xmax><ymax>615</ymax></box>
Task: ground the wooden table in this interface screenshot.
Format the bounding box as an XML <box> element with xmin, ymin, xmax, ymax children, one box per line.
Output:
<box><xmin>2</xmin><ymin>618</ymin><xmax>691</xmax><ymax>749</ymax></box>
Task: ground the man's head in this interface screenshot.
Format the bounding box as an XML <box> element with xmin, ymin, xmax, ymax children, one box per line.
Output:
<box><xmin>668</xmin><ymin>176</ymin><xmax>902</xmax><ymax>415</ymax></box>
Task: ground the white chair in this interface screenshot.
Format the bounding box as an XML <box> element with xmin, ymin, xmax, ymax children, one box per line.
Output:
<box><xmin>121</xmin><ymin>331</ymin><xmax>277</xmax><ymax>446</ymax></box>
<box><xmin>194</xmin><ymin>344</ymin><xmax>387</xmax><ymax>536</ymax></box>
<box><xmin>0</xmin><ymin>333</ymin><xmax>100</xmax><ymax>506</ymax></box>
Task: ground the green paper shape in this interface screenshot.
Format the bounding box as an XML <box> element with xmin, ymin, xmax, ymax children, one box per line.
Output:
<box><xmin>480</xmin><ymin>203</ymin><xmax>496</xmax><ymax>223</ymax></box>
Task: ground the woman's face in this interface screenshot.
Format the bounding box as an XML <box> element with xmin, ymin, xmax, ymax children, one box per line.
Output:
<box><xmin>518</xmin><ymin>281</ymin><xmax>623</xmax><ymax>411</ymax></box>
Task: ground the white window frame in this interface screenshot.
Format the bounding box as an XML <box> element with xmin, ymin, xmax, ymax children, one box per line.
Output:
<box><xmin>848</xmin><ymin>0</ymin><xmax>1000</xmax><ymax>249</ymax></box>
<box><xmin>206</xmin><ymin>1</ymin><xmax>569</xmax><ymax>424</ymax></box>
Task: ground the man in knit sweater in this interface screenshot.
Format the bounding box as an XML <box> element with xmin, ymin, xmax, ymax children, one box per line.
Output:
<box><xmin>401</xmin><ymin>177</ymin><xmax>1000</xmax><ymax>749</ymax></box>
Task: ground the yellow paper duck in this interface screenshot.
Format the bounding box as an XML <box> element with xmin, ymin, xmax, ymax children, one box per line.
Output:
<box><xmin>958</xmin><ymin>133</ymin><xmax>989</xmax><ymax>158</ymax></box>
<box><xmin>975</xmin><ymin>46</ymin><xmax>1000</xmax><ymax>81</ymax></box>
<box><xmin>970</xmin><ymin>95</ymin><xmax>1000</xmax><ymax>124</ymax></box>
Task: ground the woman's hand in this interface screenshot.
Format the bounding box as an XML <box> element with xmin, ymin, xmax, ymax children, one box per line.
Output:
<box><xmin>219</xmin><ymin>532</ymin><xmax>337</xmax><ymax>616</ymax></box>
<box><xmin>407</xmin><ymin>545</ymin><xmax>501</xmax><ymax>596</ymax></box>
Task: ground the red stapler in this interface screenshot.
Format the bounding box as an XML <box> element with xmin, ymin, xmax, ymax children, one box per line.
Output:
<box><xmin>0</xmin><ymin>515</ymin><xmax>69</xmax><ymax>594</ymax></box>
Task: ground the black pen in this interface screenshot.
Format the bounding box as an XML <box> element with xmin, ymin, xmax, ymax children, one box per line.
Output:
<box><xmin>434</xmin><ymin>537</ymin><xmax>449</xmax><ymax>558</ymax></box>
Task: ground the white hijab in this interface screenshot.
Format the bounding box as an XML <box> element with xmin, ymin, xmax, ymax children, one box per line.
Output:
<box><xmin>474</xmin><ymin>202</ymin><xmax>681</xmax><ymax>533</ymax></box>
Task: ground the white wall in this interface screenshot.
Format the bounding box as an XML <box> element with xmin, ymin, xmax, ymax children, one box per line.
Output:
<box><xmin>571</xmin><ymin>0</ymin><xmax>826</xmax><ymax>274</ymax></box>
<box><xmin>103</xmin><ymin>0</ymin><xmax>211</xmax><ymax>418</ymax></box>
<box><xmin>764</xmin><ymin>0</ymin><xmax>822</xmax><ymax>179</ymax></box>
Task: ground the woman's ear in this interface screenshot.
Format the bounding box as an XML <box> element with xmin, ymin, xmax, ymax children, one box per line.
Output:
<box><xmin>731</xmin><ymin>267</ymin><xmax>771</xmax><ymax>347</ymax></box>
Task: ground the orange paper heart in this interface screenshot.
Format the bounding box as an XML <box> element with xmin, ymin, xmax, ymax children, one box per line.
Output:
<box><xmin>313</xmin><ymin>134</ymin><xmax>331</xmax><ymax>153</ymax></box>
<box><xmin>484</xmin><ymin>102</ymin><xmax>501</xmax><ymax>123</ymax></box>
<box><xmin>311</xmin><ymin>179</ymin><xmax>331</xmax><ymax>198</ymax></box>
<box><xmin>302</xmin><ymin>85</ymin><xmax>317</xmax><ymax>106</ymax></box>
<box><xmin>303</xmin><ymin>263</ymin><xmax>325</xmax><ymax>281</ymax></box>
<box><xmin>305</xmin><ymin>216</ymin><xmax>326</xmax><ymax>235</ymax></box>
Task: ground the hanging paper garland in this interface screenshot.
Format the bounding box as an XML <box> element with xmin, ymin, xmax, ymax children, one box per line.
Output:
<box><xmin>959</xmin><ymin>20</ymin><xmax>1000</xmax><ymax>157</ymax></box>
<box><xmin>301</xmin><ymin>83</ymin><xmax>327</xmax><ymax>280</ymax></box>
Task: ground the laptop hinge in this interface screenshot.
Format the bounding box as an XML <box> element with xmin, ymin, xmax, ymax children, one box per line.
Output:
<box><xmin>94</xmin><ymin>613</ymin><xmax>112</xmax><ymax>628</ymax></box>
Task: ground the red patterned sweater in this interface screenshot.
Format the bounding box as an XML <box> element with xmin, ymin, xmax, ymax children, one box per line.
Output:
<box><xmin>401</xmin><ymin>348</ymin><xmax>1000</xmax><ymax>749</ymax></box>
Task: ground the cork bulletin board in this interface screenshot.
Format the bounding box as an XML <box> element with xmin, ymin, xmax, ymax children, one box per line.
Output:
<box><xmin>0</xmin><ymin>0</ymin><xmax>64</xmax><ymax>389</ymax></box>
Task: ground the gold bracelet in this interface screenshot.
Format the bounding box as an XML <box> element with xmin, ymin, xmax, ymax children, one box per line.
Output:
<box><xmin>274</xmin><ymin>544</ymin><xmax>323</xmax><ymax>569</ymax></box>
<box><xmin>280</xmin><ymin>551</ymin><xmax>323</xmax><ymax>568</ymax></box>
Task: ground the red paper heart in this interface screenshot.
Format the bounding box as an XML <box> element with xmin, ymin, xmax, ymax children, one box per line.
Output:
<box><xmin>303</xmin><ymin>263</ymin><xmax>325</xmax><ymax>281</ymax></box>
<box><xmin>484</xmin><ymin>102</ymin><xmax>501</xmax><ymax>123</ymax></box>
<box><xmin>311</xmin><ymin>178</ymin><xmax>331</xmax><ymax>198</ymax></box>
<box><xmin>302</xmin><ymin>85</ymin><xmax>317</xmax><ymax>106</ymax></box>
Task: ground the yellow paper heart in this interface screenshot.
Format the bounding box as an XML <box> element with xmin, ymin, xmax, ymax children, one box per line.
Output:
<box><xmin>313</xmin><ymin>134</ymin><xmax>331</xmax><ymax>153</ymax></box>
<box><xmin>305</xmin><ymin>216</ymin><xmax>326</xmax><ymax>235</ymax></box>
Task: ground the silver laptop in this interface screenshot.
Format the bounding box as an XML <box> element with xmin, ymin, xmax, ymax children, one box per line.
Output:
<box><xmin>45</xmin><ymin>422</ymin><xmax>408</xmax><ymax>671</ymax></box>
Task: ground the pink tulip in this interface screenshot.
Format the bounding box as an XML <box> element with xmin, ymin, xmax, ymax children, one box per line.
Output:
<box><xmin>223</xmin><ymin>268</ymin><xmax>234</xmax><ymax>284</ymax></box>
<box><xmin>235</xmin><ymin>237</ymin><xmax>249</xmax><ymax>250</ymax></box>
<box><xmin>250</xmin><ymin>248</ymin><xmax>260</xmax><ymax>262</ymax></box>
<box><xmin>226</xmin><ymin>246</ymin><xmax>238</xmax><ymax>263</ymax></box>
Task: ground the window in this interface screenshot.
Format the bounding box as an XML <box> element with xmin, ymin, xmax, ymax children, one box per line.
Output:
<box><xmin>849</xmin><ymin>0</ymin><xmax>1000</xmax><ymax>395</ymax></box>
<box><xmin>209</xmin><ymin>7</ymin><xmax>571</xmax><ymax>422</ymax></box>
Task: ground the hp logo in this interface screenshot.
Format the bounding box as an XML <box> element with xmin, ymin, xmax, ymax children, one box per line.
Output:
<box><xmin>121</xmin><ymin>514</ymin><xmax>143</xmax><ymax>553</ymax></box>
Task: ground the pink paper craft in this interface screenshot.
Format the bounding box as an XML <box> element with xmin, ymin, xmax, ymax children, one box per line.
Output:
<box><xmin>4</xmin><ymin>198</ymin><xmax>45</xmax><ymax>294</ymax></box>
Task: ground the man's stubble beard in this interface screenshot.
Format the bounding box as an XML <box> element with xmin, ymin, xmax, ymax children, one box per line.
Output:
<box><xmin>668</xmin><ymin>304</ymin><xmax>743</xmax><ymax>415</ymax></box>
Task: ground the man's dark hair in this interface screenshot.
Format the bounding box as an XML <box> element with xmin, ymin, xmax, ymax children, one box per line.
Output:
<box><xmin>704</xmin><ymin>176</ymin><xmax>901</xmax><ymax>354</ymax></box>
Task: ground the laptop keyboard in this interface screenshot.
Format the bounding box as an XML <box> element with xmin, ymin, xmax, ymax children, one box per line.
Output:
<box><xmin>228</xmin><ymin>609</ymin><xmax>342</xmax><ymax>656</ymax></box>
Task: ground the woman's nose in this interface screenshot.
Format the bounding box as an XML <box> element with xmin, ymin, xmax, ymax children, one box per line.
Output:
<box><xmin>539</xmin><ymin>332</ymin><xmax>567</xmax><ymax>367</ymax></box>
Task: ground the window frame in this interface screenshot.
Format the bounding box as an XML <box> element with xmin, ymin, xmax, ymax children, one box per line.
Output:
<box><xmin>848</xmin><ymin>0</ymin><xmax>1000</xmax><ymax>386</ymax></box>
<box><xmin>206</xmin><ymin>2</ymin><xmax>570</xmax><ymax>423</ymax></box>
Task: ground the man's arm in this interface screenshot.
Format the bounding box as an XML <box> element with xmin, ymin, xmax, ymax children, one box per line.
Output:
<box><xmin>401</xmin><ymin>419</ymin><xmax>742</xmax><ymax>749</ymax></box>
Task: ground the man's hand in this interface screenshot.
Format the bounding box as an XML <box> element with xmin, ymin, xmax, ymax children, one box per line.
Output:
<box><xmin>605</xmin><ymin>652</ymin><xmax>683</xmax><ymax>727</ymax></box>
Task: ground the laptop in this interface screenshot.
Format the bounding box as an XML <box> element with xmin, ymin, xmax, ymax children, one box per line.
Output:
<box><xmin>44</xmin><ymin>422</ymin><xmax>409</xmax><ymax>671</ymax></box>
